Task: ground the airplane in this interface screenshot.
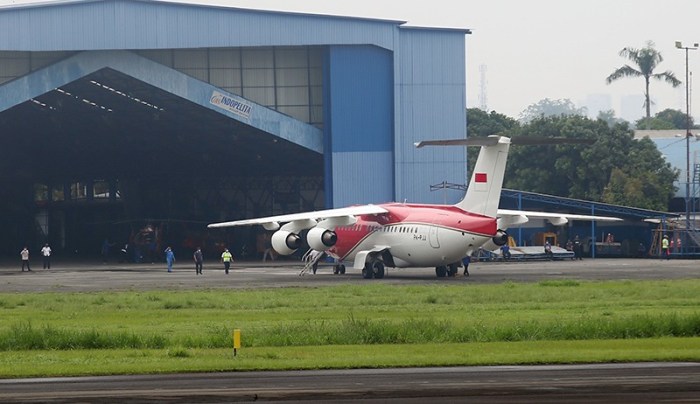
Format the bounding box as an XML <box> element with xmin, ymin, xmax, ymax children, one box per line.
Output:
<box><xmin>208</xmin><ymin>135</ymin><xmax>621</xmax><ymax>279</ymax></box>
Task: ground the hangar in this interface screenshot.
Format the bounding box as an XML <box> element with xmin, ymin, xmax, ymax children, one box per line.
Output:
<box><xmin>0</xmin><ymin>0</ymin><xmax>470</xmax><ymax>258</ymax></box>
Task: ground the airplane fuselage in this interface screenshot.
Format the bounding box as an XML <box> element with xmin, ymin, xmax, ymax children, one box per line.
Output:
<box><xmin>327</xmin><ymin>203</ymin><xmax>496</xmax><ymax>267</ymax></box>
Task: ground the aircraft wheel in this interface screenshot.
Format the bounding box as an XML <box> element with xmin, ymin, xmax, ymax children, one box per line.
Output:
<box><xmin>448</xmin><ymin>263</ymin><xmax>459</xmax><ymax>277</ymax></box>
<box><xmin>333</xmin><ymin>265</ymin><xmax>338</xmax><ymax>274</ymax></box>
<box><xmin>435</xmin><ymin>266</ymin><xmax>448</xmax><ymax>277</ymax></box>
<box><xmin>372</xmin><ymin>261</ymin><xmax>385</xmax><ymax>279</ymax></box>
<box><xmin>338</xmin><ymin>264</ymin><xmax>346</xmax><ymax>275</ymax></box>
<box><xmin>362</xmin><ymin>263</ymin><xmax>374</xmax><ymax>279</ymax></box>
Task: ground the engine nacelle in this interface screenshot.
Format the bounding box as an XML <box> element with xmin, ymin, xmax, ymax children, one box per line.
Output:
<box><xmin>492</xmin><ymin>230</ymin><xmax>509</xmax><ymax>246</ymax></box>
<box><xmin>271</xmin><ymin>230</ymin><xmax>302</xmax><ymax>255</ymax></box>
<box><xmin>306</xmin><ymin>227</ymin><xmax>338</xmax><ymax>251</ymax></box>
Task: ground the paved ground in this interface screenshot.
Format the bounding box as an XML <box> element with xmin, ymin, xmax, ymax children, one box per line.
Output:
<box><xmin>1</xmin><ymin>363</ymin><xmax>699</xmax><ymax>403</ymax></box>
<box><xmin>0</xmin><ymin>257</ymin><xmax>698</xmax><ymax>293</ymax></box>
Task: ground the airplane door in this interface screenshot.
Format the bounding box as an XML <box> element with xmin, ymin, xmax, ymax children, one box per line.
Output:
<box><xmin>429</xmin><ymin>224</ymin><xmax>440</xmax><ymax>248</ymax></box>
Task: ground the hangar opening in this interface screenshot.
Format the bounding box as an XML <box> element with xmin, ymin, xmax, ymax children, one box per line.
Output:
<box><xmin>0</xmin><ymin>48</ymin><xmax>326</xmax><ymax>259</ymax></box>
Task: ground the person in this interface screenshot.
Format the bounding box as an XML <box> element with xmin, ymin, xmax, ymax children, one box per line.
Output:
<box><xmin>661</xmin><ymin>235</ymin><xmax>670</xmax><ymax>260</ymax></box>
<box><xmin>605</xmin><ymin>233</ymin><xmax>614</xmax><ymax>243</ymax></box>
<box><xmin>165</xmin><ymin>246</ymin><xmax>175</xmax><ymax>272</ymax></box>
<box><xmin>261</xmin><ymin>233</ymin><xmax>275</xmax><ymax>262</ymax></box>
<box><xmin>544</xmin><ymin>240</ymin><xmax>553</xmax><ymax>260</ymax></box>
<box><xmin>565</xmin><ymin>239</ymin><xmax>573</xmax><ymax>251</ymax></box>
<box><xmin>676</xmin><ymin>236</ymin><xmax>682</xmax><ymax>253</ymax></box>
<box><xmin>462</xmin><ymin>255</ymin><xmax>470</xmax><ymax>276</ymax></box>
<box><xmin>40</xmin><ymin>243</ymin><xmax>52</xmax><ymax>269</ymax></box>
<box><xmin>120</xmin><ymin>243</ymin><xmax>129</xmax><ymax>263</ymax></box>
<box><xmin>20</xmin><ymin>247</ymin><xmax>31</xmax><ymax>272</ymax></box>
<box><xmin>500</xmin><ymin>244</ymin><xmax>511</xmax><ymax>261</ymax></box>
<box><xmin>637</xmin><ymin>242</ymin><xmax>646</xmax><ymax>258</ymax></box>
<box><xmin>309</xmin><ymin>250</ymin><xmax>325</xmax><ymax>275</ymax></box>
<box><xmin>193</xmin><ymin>247</ymin><xmax>203</xmax><ymax>275</ymax></box>
<box><xmin>573</xmin><ymin>236</ymin><xmax>582</xmax><ymax>260</ymax></box>
<box><xmin>221</xmin><ymin>248</ymin><xmax>233</xmax><ymax>274</ymax></box>
<box><xmin>101</xmin><ymin>238</ymin><xmax>114</xmax><ymax>263</ymax></box>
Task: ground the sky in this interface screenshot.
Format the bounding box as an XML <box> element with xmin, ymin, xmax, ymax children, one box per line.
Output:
<box><xmin>2</xmin><ymin>0</ymin><xmax>700</xmax><ymax>121</ymax></box>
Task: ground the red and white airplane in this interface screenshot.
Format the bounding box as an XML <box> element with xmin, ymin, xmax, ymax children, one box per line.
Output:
<box><xmin>208</xmin><ymin>136</ymin><xmax>620</xmax><ymax>278</ymax></box>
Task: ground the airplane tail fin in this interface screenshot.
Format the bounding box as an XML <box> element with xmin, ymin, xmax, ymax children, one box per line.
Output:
<box><xmin>457</xmin><ymin>137</ymin><xmax>510</xmax><ymax>217</ymax></box>
<box><xmin>415</xmin><ymin>135</ymin><xmax>511</xmax><ymax>218</ymax></box>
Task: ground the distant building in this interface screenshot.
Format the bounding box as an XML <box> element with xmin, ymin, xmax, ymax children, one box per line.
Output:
<box><xmin>581</xmin><ymin>94</ymin><xmax>612</xmax><ymax>119</ymax></box>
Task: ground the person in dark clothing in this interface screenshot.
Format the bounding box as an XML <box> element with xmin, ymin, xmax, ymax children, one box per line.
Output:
<box><xmin>573</xmin><ymin>236</ymin><xmax>583</xmax><ymax>260</ymax></box>
<box><xmin>462</xmin><ymin>255</ymin><xmax>470</xmax><ymax>276</ymax></box>
<box><xmin>193</xmin><ymin>247</ymin><xmax>203</xmax><ymax>275</ymax></box>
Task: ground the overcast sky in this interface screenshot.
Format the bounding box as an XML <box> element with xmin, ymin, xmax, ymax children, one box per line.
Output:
<box><xmin>3</xmin><ymin>0</ymin><xmax>700</xmax><ymax>121</ymax></box>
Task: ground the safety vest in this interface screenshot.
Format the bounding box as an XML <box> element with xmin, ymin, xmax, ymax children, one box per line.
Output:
<box><xmin>662</xmin><ymin>238</ymin><xmax>669</xmax><ymax>249</ymax></box>
<box><xmin>221</xmin><ymin>251</ymin><xmax>233</xmax><ymax>262</ymax></box>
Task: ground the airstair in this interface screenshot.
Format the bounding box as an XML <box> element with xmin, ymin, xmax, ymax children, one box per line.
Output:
<box><xmin>299</xmin><ymin>249</ymin><xmax>325</xmax><ymax>276</ymax></box>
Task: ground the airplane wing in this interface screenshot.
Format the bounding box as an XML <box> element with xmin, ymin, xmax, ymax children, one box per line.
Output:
<box><xmin>207</xmin><ymin>204</ymin><xmax>389</xmax><ymax>229</ymax></box>
<box><xmin>497</xmin><ymin>209</ymin><xmax>622</xmax><ymax>227</ymax></box>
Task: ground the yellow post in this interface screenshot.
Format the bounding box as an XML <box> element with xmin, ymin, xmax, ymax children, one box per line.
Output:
<box><xmin>233</xmin><ymin>329</ymin><xmax>241</xmax><ymax>357</ymax></box>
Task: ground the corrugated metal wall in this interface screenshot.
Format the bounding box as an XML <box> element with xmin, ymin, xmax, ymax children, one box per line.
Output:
<box><xmin>325</xmin><ymin>45</ymin><xmax>394</xmax><ymax>207</ymax></box>
<box><xmin>394</xmin><ymin>28</ymin><xmax>467</xmax><ymax>205</ymax></box>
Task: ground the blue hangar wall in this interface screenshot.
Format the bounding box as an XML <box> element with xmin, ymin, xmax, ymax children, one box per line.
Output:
<box><xmin>0</xmin><ymin>0</ymin><xmax>470</xmax><ymax>209</ymax></box>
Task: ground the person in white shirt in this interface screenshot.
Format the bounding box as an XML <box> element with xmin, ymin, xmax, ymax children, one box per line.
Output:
<box><xmin>20</xmin><ymin>247</ymin><xmax>30</xmax><ymax>272</ymax></box>
<box><xmin>41</xmin><ymin>243</ymin><xmax>52</xmax><ymax>269</ymax></box>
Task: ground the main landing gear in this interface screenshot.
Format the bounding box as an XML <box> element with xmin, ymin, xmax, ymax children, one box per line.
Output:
<box><xmin>362</xmin><ymin>260</ymin><xmax>385</xmax><ymax>279</ymax></box>
<box><xmin>435</xmin><ymin>263</ymin><xmax>460</xmax><ymax>278</ymax></box>
<box><xmin>333</xmin><ymin>264</ymin><xmax>346</xmax><ymax>275</ymax></box>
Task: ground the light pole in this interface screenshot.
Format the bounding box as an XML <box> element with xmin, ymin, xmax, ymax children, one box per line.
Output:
<box><xmin>676</xmin><ymin>41</ymin><xmax>698</xmax><ymax>235</ymax></box>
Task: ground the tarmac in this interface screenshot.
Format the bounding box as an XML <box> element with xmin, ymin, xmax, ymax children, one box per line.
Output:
<box><xmin>1</xmin><ymin>256</ymin><xmax>698</xmax><ymax>293</ymax></box>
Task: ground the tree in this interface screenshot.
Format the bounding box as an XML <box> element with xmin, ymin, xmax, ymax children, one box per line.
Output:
<box><xmin>601</xmin><ymin>137</ymin><xmax>678</xmax><ymax>210</ymax></box>
<box><xmin>597</xmin><ymin>110</ymin><xmax>627</xmax><ymax>128</ymax></box>
<box><xmin>655</xmin><ymin>108</ymin><xmax>694</xmax><ymax>129</ymax></box>
<box><xmin>634</xmin><ymin>117</ymin><xmax>676</xmax><ymax>130</ymax></box>
<box><xmin>605</xmin><ymin>41</ymin><xmax>681</xmax><ymax>128</ymax></box>
<box><xmin>518</xmin><ymin>98</ymin><xmax>587</xmax><ymax>123</ymax></box>
<box><xmin>635</xmin><ymin>108</ymin><xmax>695</xmax><ymax>130</ymax></box>
<box><xmin>466</xmin><ymin>108</ymin><xmax>519</xmax><ymax>173</ymax></box>
<box><xmin>504</xmin><ymin>115</ymin><xmax>677</xmax><ymax>210</ymax></box>
<box><xmin>467</xmin><ymin>108</ymin><xmax>519</xmax><ymax>136</ymax></box>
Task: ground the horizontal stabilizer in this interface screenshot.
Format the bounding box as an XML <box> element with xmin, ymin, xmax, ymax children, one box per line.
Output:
<box><xmin>414</xmin><ymin>136</ymin><xmax>594</xmax><ymax>148</ymax></box>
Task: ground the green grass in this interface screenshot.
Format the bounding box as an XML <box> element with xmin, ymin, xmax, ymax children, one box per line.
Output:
<box><xmin>0</xmin><ymin>279</ymin><xmax>699</xmax><ymax>377</ymax></box>
<box><xmin>1</xmin><ymin>338</ymin><xmax>699</xmax><ymax>378</ymax></box>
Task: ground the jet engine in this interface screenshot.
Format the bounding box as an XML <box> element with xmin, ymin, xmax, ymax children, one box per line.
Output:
<box><xmin>271</xmin><ymin>230</ymin><xmax>302</xmax><ymax>255</ymax></box>
<box><xmin>492</xmin><ymin>230</ymin><xmax>509</xmax><ymax>246</ymax></box>
<box><xmin>306</xmin><ymin>227</ymin><xmax>338</xmax><ymax>251</ymax></box>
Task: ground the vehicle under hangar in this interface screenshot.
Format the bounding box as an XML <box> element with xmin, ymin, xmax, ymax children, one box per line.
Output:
<box><xmin>0</xmin><ymin>0</ymin><xmax>470</xmax><ymax>258</ymax></box>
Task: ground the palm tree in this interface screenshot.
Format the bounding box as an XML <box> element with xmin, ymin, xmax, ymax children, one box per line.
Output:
<box><xmin>606</xmin><ymin>41</ymin><xmax>681</xmax><ymax>128</ymax></box>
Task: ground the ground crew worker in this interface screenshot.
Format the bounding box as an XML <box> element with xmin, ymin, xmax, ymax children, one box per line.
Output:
<box><xmin>661</xmin><ymin>235</ymin><xmax>670</xmax><ymax>260</ymax></box>
<box><xmin>221</xmin><ymin>248</ymin><xmax>233</xmax><ymax>274</ymax></box>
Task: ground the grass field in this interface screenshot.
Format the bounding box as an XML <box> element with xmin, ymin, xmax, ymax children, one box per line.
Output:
<box><xmin>1</xmin><ymin>279</ymin><xmax>699</xmax><ymax>377</ymax></box>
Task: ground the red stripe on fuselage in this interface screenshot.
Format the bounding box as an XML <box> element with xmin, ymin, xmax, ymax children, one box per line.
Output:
<box><xmin>327</xmin><ymin>203</ymin><xmax>497</xmax><ymax>261</ymax></box>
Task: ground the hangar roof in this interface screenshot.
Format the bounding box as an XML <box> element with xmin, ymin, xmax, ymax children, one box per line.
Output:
<box><xmin>0</xmin><ymin>0</ymin><xmax>470</xmax><ymax>52</ymax></box>
<box><xmin>0</xmin><ymin>0</ymin><xmax>407</xmax><ymax>24</ymax></box>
